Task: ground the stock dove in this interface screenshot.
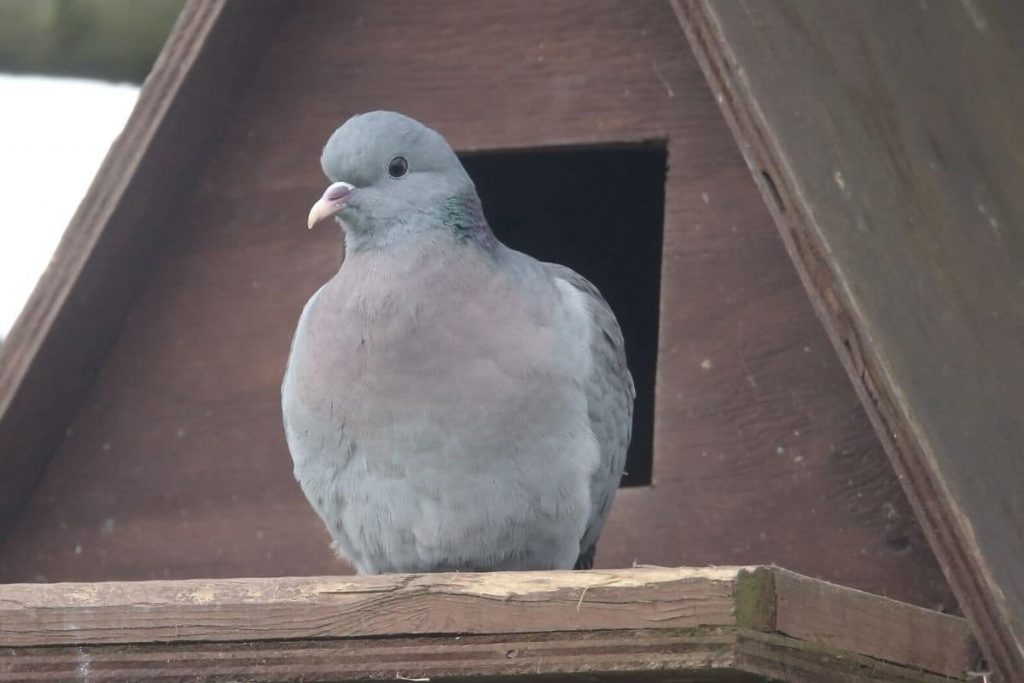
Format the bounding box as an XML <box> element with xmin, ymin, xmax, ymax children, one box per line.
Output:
<box><xmin>282</xmin><ymin>111</ymin><xmax>634</xmax><ymax>573</ymax></box>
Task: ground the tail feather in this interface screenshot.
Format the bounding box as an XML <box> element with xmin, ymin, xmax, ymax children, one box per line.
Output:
<box><xmin>573</xmin><ymin>544</ymin><xmax>596</xmax><ymax>570</ymax></box>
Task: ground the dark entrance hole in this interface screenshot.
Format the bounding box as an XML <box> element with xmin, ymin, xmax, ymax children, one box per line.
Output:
<box><xmin>460</xmin><ymin>143</ymin><xmax>666</xmax><ymax>487</ymax></box>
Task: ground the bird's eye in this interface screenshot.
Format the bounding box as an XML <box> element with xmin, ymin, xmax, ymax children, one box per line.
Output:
<box><xmin>387</xmin><ymin>156</ymin><xmax>409</xmax><ymax>179</ymax></box>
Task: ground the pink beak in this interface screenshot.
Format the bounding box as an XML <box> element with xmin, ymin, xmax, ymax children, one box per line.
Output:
<box><xmin>307</xmin><ymin>181</ymin><xmax>355</xmax><ymax>229</ymax></box>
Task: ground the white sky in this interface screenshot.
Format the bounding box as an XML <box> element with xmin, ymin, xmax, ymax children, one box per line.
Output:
<box><xmin>0</xmin><ymin>74</ymin><xmax>139</xmax><ymax>337</ymax></box>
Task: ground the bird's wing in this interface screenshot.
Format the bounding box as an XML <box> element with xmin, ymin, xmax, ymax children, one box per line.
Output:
<box><xmin>544</xmin><ymin>263</ymin><xmax>635</xmax><ymax>568</ymax></box>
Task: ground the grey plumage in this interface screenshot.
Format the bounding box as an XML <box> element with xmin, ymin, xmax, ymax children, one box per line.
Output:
<box><xmin>282</xmin><ymin>111</ymin><xmax>634</xmax><ymax>574</ymax></box>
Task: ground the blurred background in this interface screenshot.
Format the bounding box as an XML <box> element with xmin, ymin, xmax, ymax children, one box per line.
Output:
<box><xmin>0</xmin><ymin>0</ymin><xmax>181</xmax><ymax>339</ymax></box>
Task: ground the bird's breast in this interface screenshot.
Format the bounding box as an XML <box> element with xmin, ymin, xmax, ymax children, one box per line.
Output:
<box><xmin>284</xmin><ymin>263</ymin><xmax>587</xmax><ymax>471</ymax></box>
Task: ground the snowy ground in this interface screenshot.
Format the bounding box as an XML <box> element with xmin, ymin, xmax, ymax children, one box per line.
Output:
<box><xmin>0</xmin><ymin>74</ymin><xmax>138</xmax><ymax>337</ymax></box>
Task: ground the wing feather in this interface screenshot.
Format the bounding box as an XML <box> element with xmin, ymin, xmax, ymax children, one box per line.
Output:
<box><xmin>545</xmin><ymin>263</ymin><xmax>635</xmax><ymax>567</ymax></box>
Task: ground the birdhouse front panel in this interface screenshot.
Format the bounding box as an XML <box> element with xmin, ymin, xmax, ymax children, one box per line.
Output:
<box><xmin>0</xmin><ymin>0</ymin><xmax>953</xmax><ymax>612</ymax></box>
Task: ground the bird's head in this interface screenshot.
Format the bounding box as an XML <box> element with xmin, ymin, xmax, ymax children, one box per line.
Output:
<box><xmin>308</xmin><ymin>111</ymin><xmax>484</xmax><ymax>249</ymax></box>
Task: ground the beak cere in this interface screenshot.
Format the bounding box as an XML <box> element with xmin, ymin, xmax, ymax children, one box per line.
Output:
<box><xmin>307</xmin><ymin>181</ymin><xmax>355</xmax><ymax>229</ymax></box>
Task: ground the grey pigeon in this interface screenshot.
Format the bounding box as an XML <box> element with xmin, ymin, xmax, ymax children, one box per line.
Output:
<box><xmin>282</xmin><ymin>111</ymin><xmax>634</xmax><ymax>574</ymax></box>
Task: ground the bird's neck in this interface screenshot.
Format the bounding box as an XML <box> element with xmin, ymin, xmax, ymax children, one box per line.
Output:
<box><xmin>343</xmin><ymin>191</ymin><xmax>497</xmax><ymax>255</ymax></box>
<box><xmin>438</xmin><ymin>192</ymin><xmax>498</xmax><ymax>251</ymax></box>
<box><xmin>328</xmin><ymin>223</ymin><xmax>506</xmax><ymax>323</ymax></box>
<box><xmin>335</xmin><ymin>193</ymin><xmax>504</xmax><ymax>289</ymax></box>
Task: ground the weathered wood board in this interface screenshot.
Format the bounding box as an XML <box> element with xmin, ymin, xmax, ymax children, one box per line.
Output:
<box><xmin>0</xmin><ymin>0</ymin><xmax>287</xmax><ymax>549</ymax></box>
<box><xmin>0</xmin><ymin>566</ymin><xmax>977</xmax><ymax>682</ymax></box>
<box><xmin>677</xmin><ymin>1</ymin><xmax>1024</xmax><ymax>679</ymax></box>
<box><xmin>0</xmin><ymin>0</ymin><xmax>951</xmax><ymax>616</ymax></box>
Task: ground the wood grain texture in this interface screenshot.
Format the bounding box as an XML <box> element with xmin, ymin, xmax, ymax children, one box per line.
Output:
<box><xmin>1</xmin><ymin>567</ymin><xmax>741</xmax><ymax>647</ymax></box>
<box><xmin>0</xmin><ymin>0</ymin><xmax>286</xmax><ymax>537</ymax></box>
<box><xmin>733</xmin><ymin>631</ymin><xmax>962</xmax><ymax>683</ymax></box>
<box><xmin>0</xmin><ymin>632</ymin><xmax>747</xmax><ymax>683</ymax></box>
<box><xmin>677</xmin><ymin>1</ymin><xmax>1024</xmax><ymax>679</ymax></box>
<box><xmin>1</xmin><ymin>634</ymin><xmax>966</xmax><ymax>683</ymax></box>
<box><xmin>771</xmin><ymin>569</ymin><xmax>977</xmax><ymax>679</ymax></box>
<box><xmin>0</xmin><ymin>0</ymin><xmax>952</xmax><ymax>616</ymax></box>
<box><xmin>0</xmin><ymin>566</ymin><xmax>974</xmax><ymax>682</ymax></box>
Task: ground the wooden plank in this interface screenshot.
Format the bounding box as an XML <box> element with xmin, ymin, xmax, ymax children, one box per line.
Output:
<box><xmin>3</xmin><ymin>633</ymin><xmax>960</xmax><ymax>683</ymax></box>
<box><xmin>771</xmin><ymin>568</ymin><xmax>977</xmax><ymax>679</ymax></box>
<box><xmin>0</xmin><ymin>632</ymin><xmax>746</xmax><ymax>683</ymax></box>
<box><xmin>0</xmin><ymin>567</ymin><xmax>974</xmax><ymax>682</ymax></box>
<box><xmin>0</xmin><ymin>567</ymin><xmax>741</xmax><ymax>647</ymax></box>
<box><xmin>735</xmin><ymin>631</ymin><xmax>963</xmax><ymax>683</ymax></box>
<box><xmin>0</xmin><ymin>0</ymin><xmax>287</xmax><ymax>538</ymax></box>
<box><xmin>676</xmin><ymin>1</ymin><xmax>1024</xmax><ymax>679</ymax></box>
<box><xmin>0</xmin><ymin>0</ymin><xmax>954</xmax><ymax>619</ymax></box>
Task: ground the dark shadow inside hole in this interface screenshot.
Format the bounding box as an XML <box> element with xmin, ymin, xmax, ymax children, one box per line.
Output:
<box><xmin>460</xmin><ymin>143</ymin><xmax>666</xmax><ymax>487</ymax></box>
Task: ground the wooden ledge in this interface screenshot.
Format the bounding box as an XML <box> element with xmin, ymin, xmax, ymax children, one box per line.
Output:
<box><xmin>0</xmin><ymin>566</ymin><xmax>977</xmax><ymax>681</ymax></box>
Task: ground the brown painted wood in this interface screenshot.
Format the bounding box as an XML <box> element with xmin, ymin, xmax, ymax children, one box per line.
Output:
<box><xmin>0</xmin><ymin>0</ymin><xmax>287</xmax><ymax>537</ymax></box>
<box><xmin>0</xmin><ymin>635</ymin><xmax>966</xmax><ymax>683</ymax></box>
<box><xmin>0</xmin><ymin>635</ymin><xmax>752</xmax><ymax>683</ymax></box>
<box><xmin>771</xmin><ymin>568</ymin><xmax>978</xmax><ymax>679</ymax></box>
<box><xmin>0</xmin><ymin>566</ymin><xmax>975</xmax><ymax>682</ymax></box>
<box><xmin>0</xmin><ymin>0</ymin><xmax>952</xmax><ymax>617</ymax></box>
<box><xmin>732</xmin><ymin>631</ymin><xmax>963</xmax><ymax>683</ymax></box>
<box><xmin>676</xmin><ymin>1</ymin><xmax>1024</xmax><ymax>679</ymax></box>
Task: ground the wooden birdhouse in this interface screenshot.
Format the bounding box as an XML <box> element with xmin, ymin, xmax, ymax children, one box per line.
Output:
<box><xmin>2</xmin><ymin>1</ymin><xmax>1022</xmax><ymax>681</ymax></box>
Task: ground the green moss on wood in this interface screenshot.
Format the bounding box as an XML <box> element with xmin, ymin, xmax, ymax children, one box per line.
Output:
<box><xmin>735</xmin><ymin>566</ymin><xmax>776</xmax><ymax>632</ymax></box>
